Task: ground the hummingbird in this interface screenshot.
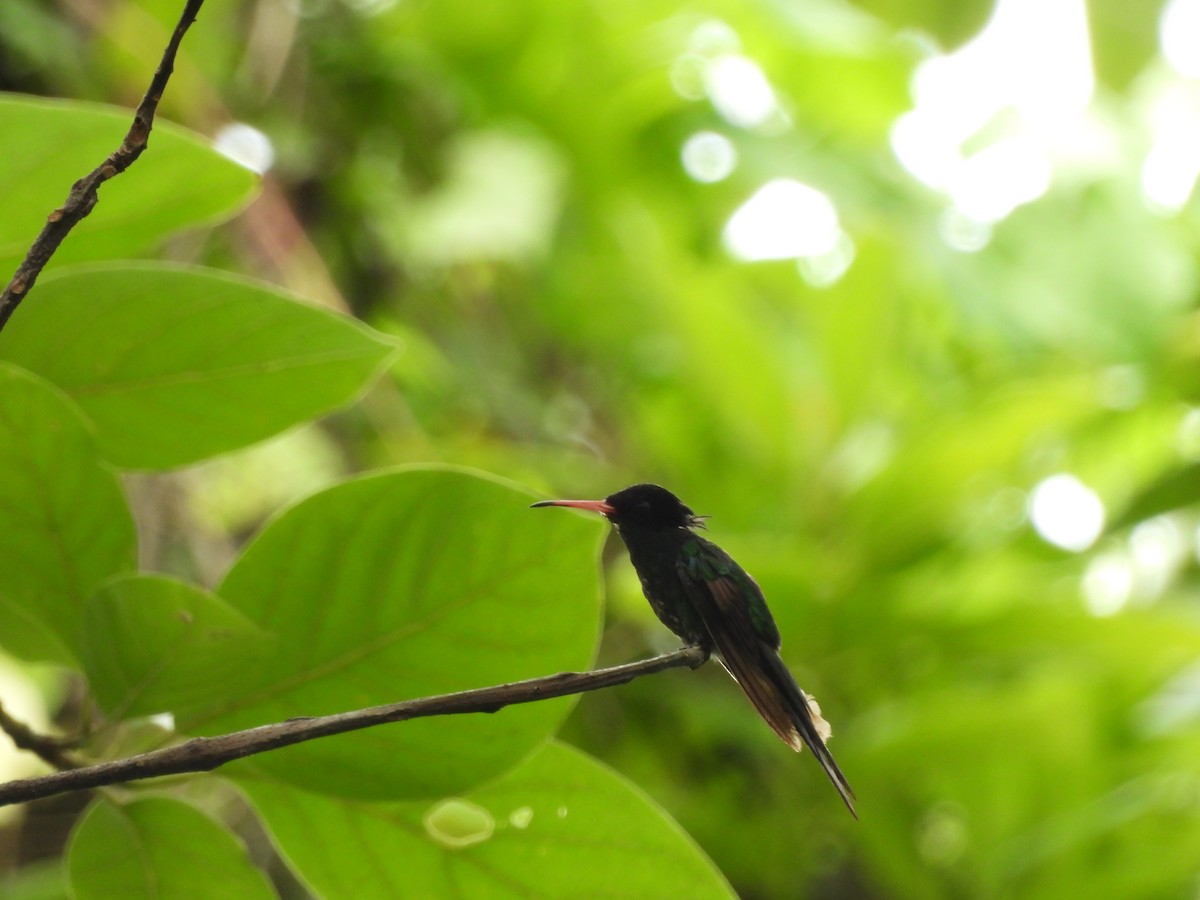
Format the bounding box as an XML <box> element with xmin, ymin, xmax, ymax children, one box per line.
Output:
<box><xmin>532</xmin><ymin>483</ymin><xmax>856</xmax><ymax>817</ymax></box>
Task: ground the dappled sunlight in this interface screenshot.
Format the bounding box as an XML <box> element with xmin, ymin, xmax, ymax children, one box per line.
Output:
<box><xmin>393</xmin><ymin>130</ymin><xmax>566</xmax><ymax>265</ymax></box>
<box><xmin>1083</xmin><ymin>552</ymin><xmax>1133</xmax><ymax>616</ymax></box>
<box><xmin>936</xmin><ymin>208</ymin><xmax>992</xmax><ymax>252</ymax></box>
<box><xmin>342</xmin><ymin>0</ymin><xmax>399</xmax><ymax>15</ymax></box>
<box><xmin>1142</xmin><ymin>127</ymin><xmax>1200</xmax><ymax>213</ymax></box>
<box><xmin>1178</xmin><ymin>408</ymin><xmax>1200</xmax><ymax>458</ymax></box>
<box><xmin>890</xmin><ymin>0</ymin><xmax>1093</xmax><ymax>237</ymax></box>
<box><xmin>1028</xmin><ymin>473</ymin><xmax>1105</xmax><ymax>552</ymax></box>
<box><xmin>1086</xmin><ymin>516</ymin><xmax>1194</xmax><ymax>615</ymax></box>
<box><xmin>796</xmin><ymin>233</ymin><xmax>856</xmax><ymax>288</ymax></box>
<box><xmin>680</xmin><ymin>131</ymin><xmax>737</xmax><ymax>183</ymax></box>
<box><xmin>1141</xmin><ymin>81</ymin><xmax>1200</xmax><ymax>213</ymax></box>
<box><xmin>1160</xmin><ymin>0</ymin><xmax>1200</xmax><ymax>78</ymax></box>
<box><xmin>670</xmin><ymin>20</ymin><xmax>790</xmax><ymax>133</ymax></box>
<box><xmin>722</xmin><ymin>179</ymin><xmax>843</xmax><ymax>262</ymax></box>
<box><xmin>1138</xmin><ymin>662</ymin><xmax>1200</xmax><ymax>736</ymax></box>
<box><xmin>704</xmin><ymin>55</ymin><xmax>786</xmax><ymax>131</ymax></box>
<box><xmin>947</xmin><ymin>136</ymin><xmax>1051</xmax><ymax>223</ymax></box>
<box><xmin>213</xmin><ymin>122</ymin><xmax>276</xmax><ymax>175</ymax></box>
<box><xmin>670</xmin><ymin>19</ymin><xmax>740</xmax><ymax>101</ymax></box>
<box><xmin>1097</xmin><ymin>365</ymin><xmax>1146</xmax><ymax>410</ymax></box>
<box><xmin>1129</xmin><ymin>516</ymin><xmax>1189</xmax><ymax>597</ymax></box>
<box><xmin>672</xmin><ymin>17</ymin><xmax>851</xmax><ymax>278</ymax></box>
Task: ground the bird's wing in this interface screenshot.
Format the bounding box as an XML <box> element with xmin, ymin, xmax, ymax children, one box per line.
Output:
<box><xmin>678</xmin><ymin>539</ymin><xmax>780</xmax><ymax>646</ymax></box>
<box><xmin>677</xmin><ymin>542</ymin><xmax>857</xmax><ymax>816</ymax></box>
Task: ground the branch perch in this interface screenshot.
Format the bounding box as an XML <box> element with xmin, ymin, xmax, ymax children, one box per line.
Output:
<box><xmin>0</xmin><ymin>0</ymin><xmax>206</xmax><ymax>331</ymax></box>
<box><xmin>0</xmin><ymin>645</ymin><xmax>709</xmax><ymax>808</ymax></box>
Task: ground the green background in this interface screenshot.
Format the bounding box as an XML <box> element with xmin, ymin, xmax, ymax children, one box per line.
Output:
<box><xmin>2</xmin><ymin>0</ymin><xmax>1200</xmax><ymax>896</ymax></box>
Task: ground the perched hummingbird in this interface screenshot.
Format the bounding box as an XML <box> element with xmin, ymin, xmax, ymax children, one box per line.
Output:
<box><xmin>532</xmin><ymin>483</ymin><xmax>856</xmax><ymax>817</ymax></box>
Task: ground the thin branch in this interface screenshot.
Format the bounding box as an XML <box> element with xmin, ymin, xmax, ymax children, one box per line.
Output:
<box><xmin>0</xmin><ymin>645</ymin><xmax>709</xmax><ymax>808</ymax></box>
<box><xmin>0</xmin><ymin>701</ymin><xmax>79</xmax><ymax>771</ymax></box>
<box><xmin>0</xmin><ymin>0</ymin><xmax>206</xmax><ymax>332</ymax></box>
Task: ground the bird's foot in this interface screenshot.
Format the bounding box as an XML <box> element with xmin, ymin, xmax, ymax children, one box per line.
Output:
<box><xmin>684</xmin><ymin>643</ymin><xmax>712</xmax><ymax>666</ymax></box>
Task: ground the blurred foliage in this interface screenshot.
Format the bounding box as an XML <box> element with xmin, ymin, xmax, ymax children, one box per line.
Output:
<box><xmin>2</xmin><ymin>0</ymin><xmax>1200</xmax><ymax>897</ymax></box>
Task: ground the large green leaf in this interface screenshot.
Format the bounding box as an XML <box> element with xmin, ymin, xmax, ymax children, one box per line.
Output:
<box><xmin>242</xmin><ymin>740</ymin><xmax>734</xmax><ymax>899</ymax></box>
<box><xmin>0</xmin><ymin>93</ymin><xmax>257</xmax><ymax>275</ymax></box>
<box><xmin>67</xmin><ymin>797</ymin><xmax>274</xmax><ymax>900</ymax></box>
<box><xmin>0</xmin><ymin>262</ymin><xmax>399</xmax><ymax>469</ymax></box>
<box><xmin>0</xmin><ymin>362</ymin><xmax>135</xmax><ymax>663</ymax></box>
<box><xmin>185</xmin><ymin>467</ymin><xmax>603</xmax><ymax>799</ymax></box>
<box><xmin>80</xmin><ymin>574</ymin><xmax>270</xmax><ymax>720</ymax></box>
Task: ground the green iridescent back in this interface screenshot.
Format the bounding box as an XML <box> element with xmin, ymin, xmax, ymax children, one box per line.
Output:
<box><xmin>678</xmin><ymin>535</ymin><xmax>781</xmax><ymax>649</ymax></box>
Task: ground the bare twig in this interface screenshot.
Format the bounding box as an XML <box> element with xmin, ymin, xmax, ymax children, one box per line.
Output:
<box><xmin>0</xmin><ymin>0</ymin><xmax>206</xmax><ymax>331</ymax></box>
<box><xmin>0</xmin><ymin>701</ymin><xmax>79</xmax><ymax>771</ymax></box>
<box><xmin>0</xmin><ymin>645</ymin><xmax>709</xmax><ymax>808</ymax></box>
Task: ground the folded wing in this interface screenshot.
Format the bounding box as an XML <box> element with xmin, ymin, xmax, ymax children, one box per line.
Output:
<box><xmin>677</xmin><ymin>544</ymin><xmax>857</xmax><ymax>817</ymax></box>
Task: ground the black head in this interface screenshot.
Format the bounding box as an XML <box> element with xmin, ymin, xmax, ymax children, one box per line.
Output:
<box><xmin>531</xmin><ymin>483</ymin><xmax>706</xmax><ymax>530</ymax></box>
<box><xmin>604</xmin><ymin>484</ymin><xmax>705</xmax><ymax>530</ymax></box>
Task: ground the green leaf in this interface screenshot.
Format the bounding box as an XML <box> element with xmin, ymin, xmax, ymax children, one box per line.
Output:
<box><xmin>0</xmin><ymin>93</ymin><xmax>257</xmax><ymax>274</ymax></box>
<box><xmin>81</xmin><ymin>574</ymin><xmax>270</xmax><ymax>720</ymax></box>
<box><xmin>67</xmin><ymin>797</ymin><xmax>274</xmax><ymax>900</ymax></box>
<box><xmin>242</xmin><ymin>741</ymin><xmax>735</xmax><ymax>899</ymax></box>
<box><xmin>0</xmin><ymin>362</ymin><xmax>135</xmax><ymax>663</ymax></box>
<box><xmin>193</xmin><ymin>467</ymin><xmax>603</xmax><ymax>799</ymax></box>
<box><xmin>0</xmin><ymin>262</ymin><xmax>399</xmax><ymax>469</ymax></box>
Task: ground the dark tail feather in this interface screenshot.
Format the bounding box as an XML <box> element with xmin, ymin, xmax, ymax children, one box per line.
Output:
<box><xmin>766</xmin><ymin>652</ymin><xmax>857</xmax><ymax>818</ymax></box>
<box><xmin>719</xmin><ymin>649</ymin><xmax>858</xmax><ymax>818</ymax></box>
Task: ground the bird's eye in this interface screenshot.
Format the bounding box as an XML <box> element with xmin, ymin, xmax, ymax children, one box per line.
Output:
<box><xmin>637</xmin><ymin>501</ymin><xmax>652</xmax><ymax>513</ymax></box>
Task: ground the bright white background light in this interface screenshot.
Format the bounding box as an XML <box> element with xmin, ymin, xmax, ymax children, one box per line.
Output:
<box><xmin>1141</xmin><ymin>86</ymin><xmax>1200</xmax><ymax>213</ymax></box>
<box><xmin>705</xmin><ymin>55</ymin><xmax>779</xmax><ymax>130</ymax></box>
<box><xmin>889</xmin><ymin>0</ymin><xmax>1093</xmax><ymax>238</ymax></box>
<box><xmin>723</xmin><ymin>179</ymin><xmax>842</xmax><ymax>262</ymax></box>
<box><xmin>797</xmin><ymin>234</ymin><xmax>856</xmax><ymax>288</ymax></box>
<box><xmin>681</xmin><ymin>131</ymin><xmax>737</xmax><ymax>183</ymax></box>
<box><xmin>1083</xmin><ymin>552</ymin><xmax>1133</xmax><ymax>616</ymax></box>
<box><xmin>949</xmin><ymin>137</ymin><xmax>1052</xmax><ymax>223</ymax></box>
<box><xmin>1129</xmin><ymin>516</ymin><xmax>1188</xmax><ymax>596</ymax></box>
<box><xmin>1028</xmin><ymin>473</ymin><xmax>1105</xmax><ymax>552</ymax></box>
<box><xmin>213</xmin><ymin>122</ymin><xmax>276</xmax><ymax>175</ymax></box>
<box><xmin>1161</xmin><ymin>0</ymin><xmax>1200</xmax><ymax>77</ymax></box>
